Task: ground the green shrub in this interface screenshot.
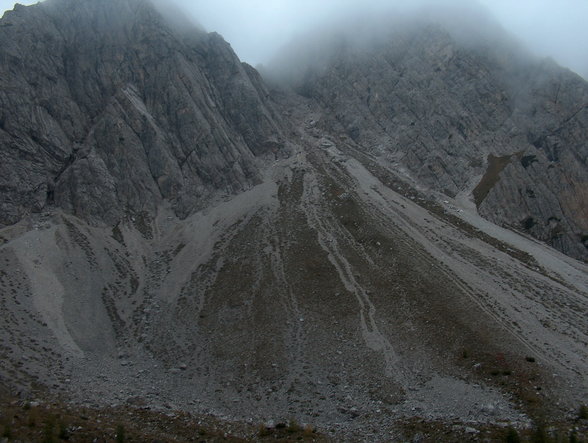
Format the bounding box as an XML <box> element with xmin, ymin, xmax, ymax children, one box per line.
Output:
<box><xmin>579</xmin><ymin>404</ymin><xmax>588</xmax><ymax>419</ymax></box>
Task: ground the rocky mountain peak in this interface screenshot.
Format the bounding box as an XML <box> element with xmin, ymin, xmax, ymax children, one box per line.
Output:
<box><xmin>265</xmin><ymin>14</ymin><xmax>588</xmax><ymax>261</ymax></box>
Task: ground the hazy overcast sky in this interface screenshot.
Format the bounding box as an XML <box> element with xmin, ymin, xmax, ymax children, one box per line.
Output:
<box><xmin>1</xmin><ymin>0</ymin><xmax>587</xmax><ymax>77</ymax></box>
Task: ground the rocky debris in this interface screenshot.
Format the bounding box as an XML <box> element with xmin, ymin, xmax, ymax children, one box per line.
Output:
<box><xmin>266</xmin><ymin>15</ymin><xmax>588</xmax><ymax>261</ymax></box>
<box><xmin>0</xmin><ymin>0</ymin><xmax>587</xmax><ymax>441</ymax></box>
<box><xmin>1</xmin><ymin>139</ymin><xmax>586</xmax><ymax>438</ymax></box>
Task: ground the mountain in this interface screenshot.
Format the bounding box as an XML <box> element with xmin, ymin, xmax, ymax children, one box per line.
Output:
<box><xmin>0</xmin><ymin>0</ymin><xmax>587</xmax><ymax>441</ymax></box>
<box><xmin>0</xmin><ymin>0</ymin><xmax>285</xmax><ymax>227</ymax></box>
<box><xmin>266</xmin><ymin>12</ymin><xmax>588</xmax><ymax>262</ymax></box>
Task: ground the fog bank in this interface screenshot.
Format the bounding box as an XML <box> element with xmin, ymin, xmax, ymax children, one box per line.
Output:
<box><xmin>173</xmin><ymin>0</ymin><xmax>588</xmax><ymax>78</ymax></box>
<box><xmin>1</xmin><ymin>0</ymin><xmax>586</xmax><ymax>78</ymax></box>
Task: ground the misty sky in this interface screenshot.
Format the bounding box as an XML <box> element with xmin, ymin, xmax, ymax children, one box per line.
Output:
<box><xmin>1</xmin><ymin>0</ymin><xmax>587</xmax><ymax>77</ymax></box>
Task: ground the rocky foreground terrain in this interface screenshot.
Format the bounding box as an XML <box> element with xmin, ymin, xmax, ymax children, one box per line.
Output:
<box><xmin>0</xmin><ymin>0</ymin><xmax>587</xmax><ymax>441</ymax></box>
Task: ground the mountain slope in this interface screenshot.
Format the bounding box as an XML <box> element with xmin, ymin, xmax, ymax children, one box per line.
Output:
<box><xmin>2</xmin><ymin>96</ymin><xmax>587</xmax><ymax>439</ymax></box>
<box><xmin>0</xmin><ymin>1</ymin><xmax>587</xmax><ymax>441</ymax></box>
<box><xmin>267</xmin><ymin>16</ymin><xmax>588</xmax><ymax>261</ymax></box>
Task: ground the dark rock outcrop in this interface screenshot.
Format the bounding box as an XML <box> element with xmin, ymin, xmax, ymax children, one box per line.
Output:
<box><xmin>0</xmin><ymin>0</ymin><xmax>285</xmax><ymax>226</ymax></box>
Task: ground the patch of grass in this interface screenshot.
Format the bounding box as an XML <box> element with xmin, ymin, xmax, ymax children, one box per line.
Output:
<box><xmin>257</xmin><ymin>423</ymin><xmax>272</xmax><ymax>437</ymax></box>
<box><xmin>0</xmin><ymin>388</ymin><xmax>305</xmax><ymax>443</ymax></box>
<box><xmin>303</xmin><ymin>424</ymin><xmax>316</xmax><ymax>437</ymax></box>
<box><xmin>473</xmin><ymin>154</ymin><xmax>514</xmax><ymax>206</ymax></box>
<box><xmin>579</xmin><ymin>405</ymin><xmax>588</xmax><ymax>420</ymax></box>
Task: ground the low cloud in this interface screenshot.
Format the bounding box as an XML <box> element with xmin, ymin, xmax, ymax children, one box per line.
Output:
<box><xmin>1</xmin><ymin>0</ymin><xmax>586</xmax><ymax>78</ymax></box>
<box><xmin>170</xmin><ymin>0</ymin><xmax>588</xmax><ymax>78</ymax></box>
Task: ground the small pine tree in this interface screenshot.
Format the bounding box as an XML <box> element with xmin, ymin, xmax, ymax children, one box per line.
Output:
<box><xmin>116</xmin><ymin>424</ymin><xmax>125</xmax><ymax>443</ymax></box>
<box><xmin>505</xmin><ymin>427</ymin><xmax>521</xmax><ymax>443</ymax></box>
<box><xmin>43</xmin><ymin>420</ymin><xmax>56</xmax><ymax>443</ymax></box>
<box><xmin>531</xmin><ymin>424</ymin><xmax>548</xmax><ymax>443</ymax></box>
<box><xmin>58</xmin><ymin>422</ymin><xmax>70</xmax><ymax>440</ymax></box>
<box><xmin>569</xmin><ymin>430</ymin><xmax>578</xmax><ymax>443</ymax></box>
<box><xmin>287</xmin><ymin>418</ymin><xmax>302</xmax><ymax>433</ymax></box>
<box><xmin>2</xmin><ymin>423</ymin><xmax>12</xmax><ymax>439</ymax></box>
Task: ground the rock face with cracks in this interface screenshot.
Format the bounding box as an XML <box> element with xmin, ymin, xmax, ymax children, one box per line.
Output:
<box><xmin>268</xmin><ymin>21</ymin><xmax>588</xmax><ymax>261</ymax></box>
<box><xmin>0</xmin><ymin>0</ymin><xmax>285</xmax><ymax>227</ymax></box>
<box><xmin>0</xmin><ymin>0</ymin><xmax>588</xmax><ymax>440</ymax></box>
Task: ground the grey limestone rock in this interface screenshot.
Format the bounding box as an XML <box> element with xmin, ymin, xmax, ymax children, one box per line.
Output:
<box><xmin>1</xmin><ymin>0</ymin><xmax>586</xmax><ymax>262</ymax></box>
<box><xmin>267</xmin><ymin>20</ymin><xmax>588</xmax><ymax>260</ymax></box>
<box><xmin>0</xmin><ymin>0</ymin><xmax>285</xmax><ymax>226</ymax></box>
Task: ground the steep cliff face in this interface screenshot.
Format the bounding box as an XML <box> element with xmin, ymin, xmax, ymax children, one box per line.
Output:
<box><xmin>267</xmin><ymin>21</ymin><xmax>588</xmax><ymax>260</ymax></box>
<box><xmin>0</xmin><ymin>0</ymin><xmax>285</xmax><ymax>226</ymax></box>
